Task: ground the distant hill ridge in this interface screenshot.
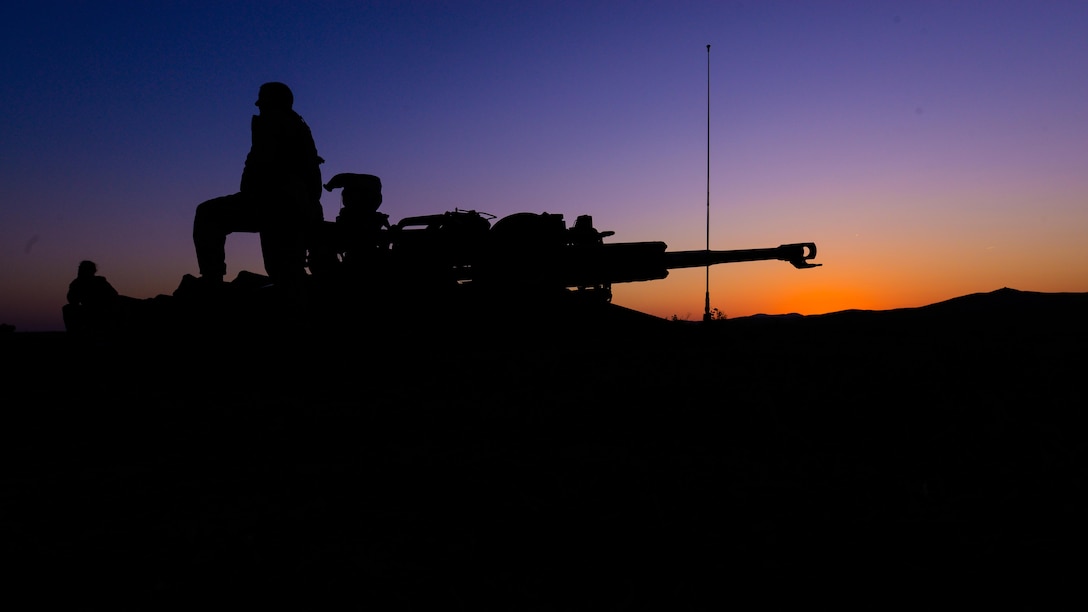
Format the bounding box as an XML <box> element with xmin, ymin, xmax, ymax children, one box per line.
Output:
<box><xmin>734</xmin><ymin>287</ymin><xmax>1088</xmax><ymax>322</ymax></box>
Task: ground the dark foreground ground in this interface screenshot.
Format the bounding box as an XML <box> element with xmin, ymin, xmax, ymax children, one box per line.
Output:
<box><xmin>3</xmin><ymin>287</ymin><xmax>1087</xmax><ymax>607</ymax></box>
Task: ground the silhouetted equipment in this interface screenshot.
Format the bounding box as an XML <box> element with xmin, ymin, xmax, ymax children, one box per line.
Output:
<box><xmin>317</xmin><ymin>201</ymin><xmax>820</xmax><ymax>303</ymax></box>
<box><xmin>67</xmin><ymin>188</ymin><xmax>820</xmax><ymax>338</ymax></box>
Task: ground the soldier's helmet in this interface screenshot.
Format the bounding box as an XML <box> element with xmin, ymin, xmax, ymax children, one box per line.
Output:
<box><xmin>255</xmin><ymin>82</ymin><xmax>294</xmax><ymax>110</ymax></box>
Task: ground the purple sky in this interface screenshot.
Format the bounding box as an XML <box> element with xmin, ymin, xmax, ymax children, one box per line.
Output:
<box><xmin>4</xmin><ymin>1</ymin><xmax>1088</xmax><ymax>330</ymax></box>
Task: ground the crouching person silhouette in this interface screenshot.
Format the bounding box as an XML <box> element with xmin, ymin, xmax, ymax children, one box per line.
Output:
<box><xmin>193</xmin><ymin>82</ymin><xmax>325</xmax><ymax>290</ymax></box>
<box><xmin>63</xmin><ymin>260</ymin><xmax>119</xmax><ymax>334</ymax></box>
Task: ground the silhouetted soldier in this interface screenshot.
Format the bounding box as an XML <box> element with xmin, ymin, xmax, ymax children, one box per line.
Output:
<box><xmin>63</xmin><ymin>260</ymin><xmax>119</xmax><ymax>333</ymax></box>
<box><xmin>193</xmin><ymin>82</ymin><xmax>324</xmax><ymax>288</ymax></box>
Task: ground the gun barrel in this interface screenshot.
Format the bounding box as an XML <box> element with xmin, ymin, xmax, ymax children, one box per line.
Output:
<box><xmin>556</xmin><ymin>241</ymin><xmax>820</xmax><ymax>289</ymax></box>
<box><xmin>662</xmin><ymin>243</ymin><xmax>821</xmax><ymax>270</ymax></box>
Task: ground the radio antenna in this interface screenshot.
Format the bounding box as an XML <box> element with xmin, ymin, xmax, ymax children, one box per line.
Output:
<box><xmin>703</xmin><ymin>43</ymin><xmax>712</xmax><ymax>323</ymax></box>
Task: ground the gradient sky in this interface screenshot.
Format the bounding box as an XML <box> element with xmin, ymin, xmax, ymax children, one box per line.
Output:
<box><xmin>4</xmin><ymin>1</ymin><xmax>1087</xmax><ymax>331</ymax></box>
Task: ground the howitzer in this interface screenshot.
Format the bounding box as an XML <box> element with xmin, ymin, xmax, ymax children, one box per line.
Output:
<box><xmin>316</xmin><ymin>187</ymin><xmax>819</xmax><ymax>301</ymax></box>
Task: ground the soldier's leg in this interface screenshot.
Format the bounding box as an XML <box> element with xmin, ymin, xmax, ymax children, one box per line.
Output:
<box><xmin>193</xmin><ymin>192</ymin><xmax>259</xmax><ymax>280</ymax></box>
<box><xmin>260</xmin><ymin>222</ymin><xmax>308</xmax><ymax>285</ymax></box>
<box><xmin>258</xmin><ymin>189</ymin><xmax>319</xmax><ymax>285</ymax></box>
